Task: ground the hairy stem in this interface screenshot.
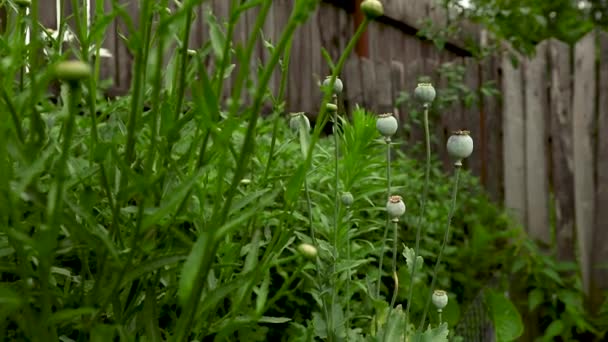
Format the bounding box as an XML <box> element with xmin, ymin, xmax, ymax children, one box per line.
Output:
<box><xmin>376</xmin><ymin>138</ymin><xmax>392</xmax><ymax>298</ymax></box>
<box><xmin>418</xmin><ymin>166</ymin><xmax>461</xmax><ymax>331</ymax></box>
<box><xmin>404</xmin><ymin>105</ymin><xmax>431</xmax><ymax>326</ymax></box>
<box><xmin>389</xmin><ymin>219</ymin><xmax>399</xmax><ymax>308</ymax></box>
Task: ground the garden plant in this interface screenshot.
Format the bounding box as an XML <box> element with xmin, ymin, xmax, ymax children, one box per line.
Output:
<box><xmin>0</xmin><ymin>0</ymin><xmax>606</xmax><ymax>341</ymax></box>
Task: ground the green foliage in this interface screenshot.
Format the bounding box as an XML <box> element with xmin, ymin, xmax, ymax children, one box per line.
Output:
<box><xmin>0</xmin><ymin>0</ymin><xmax>600</xmax><ymax>340</ymax></box>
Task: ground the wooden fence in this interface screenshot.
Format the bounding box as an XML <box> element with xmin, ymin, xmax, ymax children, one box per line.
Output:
<box><xmin>502</xmin><ymin>34</ymin><xmax>608</xmax><ymax>309</ymax></box>
<box><xmin>1</xmin><ymin>0</ymin><xmax>607</xmax><ymax>311</ymax></box>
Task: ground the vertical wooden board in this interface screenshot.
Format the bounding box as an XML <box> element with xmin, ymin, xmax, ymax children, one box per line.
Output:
<box><xmin>501</xmin><ymin>52</ymin><xmax>527</xmax><ymax>225</ymax></box>
<box><xmin>573</xmin><ymin>32</ymin><xmax>596</xmax><ymax>293</ymax></box>
<box><xmin>463</xmin><ymin>57</ymin><xmax>481</xmax><ymax>177</ymax></box>
<box><xmin>480</xmin><ymin>52</ymin><xmax>504</xmax><ymax>203</ymax></box>
<box><xmin>523</xmin><ymin>42</ymin><xmax>550</xmax><ymax>246</ymax></box>
<box><xmin>39</xmin><ymin>0</ymin><xmax>58</xmax><ymax>29</ymax></box>
<box><xmin>592</xmin><ymin>32</ymin><xmax>608</xmax><ymax>306</ymax></box>
<box><xmin>309</xmin><ymin>6</ymin><xmax>323</xmax><ymax>112</ymax></box>
<box><xmin>375</xmin><ymin>61</ymin><xmax>393</xmax><ymax>113</ymax></box>
<box><xmin>343</xmin><ymin>57</ymin><xmax>363</xmax><ymax>112</ymax></box>
<box><xmin>390</xmin><ymin>60</ymin><xmax>405</xmax><ymax>121</ymax></box>
<box><xmin>402</xmin><ymin>34</ymin><xmax>424</xmax><ymax>146</ymax></box>
<box><xmin>288</xmin><ymin>18</ymin><xmax>305</xmax><ymax>112</ymax></box>
<box><xmin>360</xmin><ymin>57</ymin><xmax>376</xmax><ymax>110</ymax></box>
<box><xmin>317</xmin><ymin>1</ymin><xmax>341</xmax><ymax>64</ymax></box>
<box><xmin>548</xmin><ymin>39</ymin><xmax>575</xmax><ymax>262</ymax></box>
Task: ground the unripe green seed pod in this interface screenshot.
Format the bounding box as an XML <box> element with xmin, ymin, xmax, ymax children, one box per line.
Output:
<box><xmin>361</xmin><ymin>0</ymin><xmax>384</xmax><ymax>19</ymax></box>
<box><xmin>414</xmin><ymin>83</ymin><xmax>436</xmax><ymax>104</ymax></box>
<box><xmin>289</xmin><ymin>112</ymin><xmax>310</xmax><ymax>132</ymax></box>
<box><xmin>297</xmin><ymin>243</ymin><xmax>318</xmax><ymax>260</ymax></box>
<box><xmin>376</xmin><ymin>113</ymin><xmax>398</xmax><ymax>137</ymax></box>
<box><xmin>341</xmin><ymin>192</ymin><xmax>354</xmax><ymax>207</ymax></box>
<box><xmin>432</xmin><ymin>290</ymin><xmax>448</xmax><ymax>310</ymax></box>
<box><xmin>322</xmin><ymin>76</ymin><xmax>343</xmax><ymax>94</ymax></box>
<box><xmin>55</xmin><ymin>60</ymin><xmax>91</xmax><ymax>82</ymax></box>
<box><xmin>446</xmin><ymin>130</ymin><xmax>473</xmax><ymax>165</ymax></box>
<box><xmin>386</xmin><ymin>195</ymin><xmax>406</xmax><ymax>219</ymax></box>
<box><xmin>326</xmin><ymin>103</ymin><xmax>338</xmax><ymax>112</ymax></box>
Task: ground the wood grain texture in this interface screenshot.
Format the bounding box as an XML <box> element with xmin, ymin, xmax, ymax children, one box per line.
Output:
<box><xmin>572</xmin><ymin>32</ymin><xmax>596</xmax><ymax>294</ymax></box>
<box><xmin>592</xmin><ymin>32</ymin><xmax>608</xmax><ymax>308</ymax></box>
<box><xmin>523</xmin><ymin>41</ymin><xmax>550</xmax><ymax>246</ymax></box>
<box><xmin>480</xmin><ymin>52</ymin><xmax>504</xmax><ymax>203</ymax></box>
<box><xmin>463</xmin><ymin>57</ymin><xmax>481</xmax><ymax>176</ymax></box>
<box><xmin>374</xmin><ymin>60</ymin><xmax>393</xmax><ymax>113</ymax></box>
<box><xmin>501</xmin><ymin>51</ymin><xmax>527</xmax><ymax>225</ymax></box>
<box><xmin>548</xmin><ymin>39</ymin><xmax>575</xmax><ymax>262</ymax></box>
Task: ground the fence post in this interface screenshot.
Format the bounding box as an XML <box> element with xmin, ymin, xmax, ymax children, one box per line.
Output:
<box><xmin>591</xmin><ymin>32</ymin><xmax>608</xmax><ymax>310</ymax></box>
<box><xmin>573</xmin><ymin>32</ymin><xmax>597</xmax><ymax>294</ymax></box>
<box><xmin>523</xmin><ymin>42</ymin><xmax>550</xmax><ymax>246</ymax></box>
<box><xmin>501</xmin><ymin>51</ymin><xmax>527</xmax><ymax>225</ymax></box>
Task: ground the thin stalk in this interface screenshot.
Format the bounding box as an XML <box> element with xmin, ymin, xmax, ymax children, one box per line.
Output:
<box><xmin>304</xmin><ymin>179</ymin><xmax>316</xmax><ymax>245</ymax></box>
<box><xmin>389</xmin><ymin>219</ymin><xmax>399</xmax><ymax>308</ymax></box>
<box><xmin>376</xmin><ymin>137</ymin><xmax>392</xmax><ymax>298</ymax></box>
<box><xmin>18</xmin><ymin>6</ymin><xmax>26</xmax><ymax>92</ymax></box>
<box><xmin>330</xmin><ymin>100</ymin><xmax>340</xmax><ymax>340</ymax></box>
<box><xmin>173</xmin><ymin>4</ymin><xmax>303</xmax><ymax>339</ymax></box>
<box><xmin>171</xmin><ymin>9</ymin><xmax>193</xmax><ymax>122</ymax></box>
<box><xmin>418</xmin><ymin>166</ymin><xmax>461</xmax><ymax>331</ymax></box>
<box><xmin>41</xmin><ymin>81</ymin><xmax>81</xmax><ymax>340</ymax></box>
<box><xmin>404</xmin><ymin>105</ymin><xmax>432</xmax><ymax>326</ymax></box>
<box><xmin>345</xmin><ymin>207</ymin><xmax>352</xmax><ymax>338</ymax></box>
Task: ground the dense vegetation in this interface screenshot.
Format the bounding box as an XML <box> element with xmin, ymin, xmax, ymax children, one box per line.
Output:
<box><xmin>0</xmin><ymin>0</ymin><xmax>606</xmax><ymax>340</ymax></box>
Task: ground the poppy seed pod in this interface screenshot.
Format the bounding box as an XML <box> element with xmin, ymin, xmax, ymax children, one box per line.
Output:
<box><xmin>376</xmin><ymin>113</ymin><xmax>398</xmax><ymax>138</ymax></box>
<box><xmin>322</xmin><ymin>76</ymin><xmax>343</xmax><ymax>94</ymax></box>
<box><xmin>447</xmin><ymin>130</ymin><xmax>473</xmax><ymax>166</ymax></box>
<box><xmin>341</xmin><ymin>192</ymin><xmax>354</xmax><ymax>207</ymax></box>
<box><xmin>414</xmin><ymin>83</ymin><xmax>436</xmax><ymax>104</ymax></box>
<box><xmin>55</xmin><ymin>60</ymin><xmax>91</xmax><ymax>82</ymax></box>
<box><xmin>297</xmin><ymin>243</ymin><xmax>318</xmax><ymax>260</ymax></box>
<box><xmin>432</xmin><ymin>290</ymin><xmax>449</xmax><ymax>311</ymax></box>
<box><xmin>326</xmin><ymin>103</ymin><xmax>338</xmax><ymax>112</ymax></box>
<box><xmin>289</xmin><ymin>112</ymin><xmax>310</xmax><ymax>132</ymax></box>
<box><xmin>361</xmin><ymin>0</ymin><xmax>384</xmax><ymax>19</ymax></box>
<box><xmin>386</xmin><ymin>195</ymin><xmax>406</xmax><ymax>219</ymax></box>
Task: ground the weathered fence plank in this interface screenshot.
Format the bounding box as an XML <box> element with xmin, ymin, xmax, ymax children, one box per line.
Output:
<box><xmin>592</xmin><ymin>32</ymin><xmax>608</xmax><ymax>309</ymax></box>
<box><xmin>523</xmin><ymin>42</ymin><xmax>550</xmax><ymax>245</ymax></box>
<box><xmin>573</xmin><ymin>32</ymin><xmax>597</xmax><ymax>294</ymax></box>
<box><xmin>480</xmin><ymin>53</ymin><xmax>503</xmax><ymax>203</ymax></box>
<box><xmin>464</xmin><ymin>57</ymin><xmax>481</xmax><ymax>176</ymax></box>
<box><xmin>548</xmin><ymin>39</ymin><xmax>575</xmax><ymax>262</ymax></box>
<box><xmin>502</xmin><ymin>52</ymin><xmax>527</xmax><ymax>225</ymax></box>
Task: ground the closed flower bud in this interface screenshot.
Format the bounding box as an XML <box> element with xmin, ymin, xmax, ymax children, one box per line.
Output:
<box><xmin>55</xmin><ymin>60</ymin><xmax>91</xmax><ymax>82</ymax></box>
<box><xmin>361</xmin><ymin>0</ymin><xmax>384</xmax><ymax>19</ymax></box>
<box><xmin>322</xmin><ymin>76</ymin><xmax>343</xmax><ymax>94</ymax></box>
<box><xmin>432</xmin><ymin>290</ymin><xmax>449</xmax><ymax>310</ymax></box>
<box><xmin>289</xmin><ymin>112</ymin><xmax>310</xmax><ymax>132</ymax></box>
<box><xmin>414</xmin><ymin>83</ymin><xmax>436</xmax><ymax>104</ymax></box>
<box><xmin>341</xmin><ymin>192</ymin><xmax>354</xmax><ymax>207</ymax></box>
<box><xmin>297</xmin><ymin>243</ymin><xmax>318</xmax><ymax>260</ymax></box>
<box><xmin>326</xmin><ymin>103</ymin><xmax>338</xmax><ymax>112</ymax></box>
<box><xmin>447</xmin><ymin>130</ymin><xmax>473</xmax><ymax>166</ymax></box>
<box><xmin>376</xmin><ymin>113</ymin><xmax>398</xmax><ymax>138</ymax></box>
<box><xmin>386</xmin><ymin>195</ymin><xmax>406</xmax><ymax>219</ymax></box>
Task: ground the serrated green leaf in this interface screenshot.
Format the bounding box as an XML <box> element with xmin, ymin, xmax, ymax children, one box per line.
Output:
<box><xmin>403</xmin><ymin>246</ymin><xmax>424</xmax><ymax>274</ymax></box>
<box><xmin>528</xmin><ymin>288</ymin><xmax>544</xmax><ymax>311</ymax></box>
<box><xmin>413</xmin><ymin>322</ymin><xmax>449</xmax><ymax>342</ymax></box>
<box><xmin>486</xmin><ymin>290</ymin><xmax>524</xmax><ymax>342</ymax></box>
<box><xmin>542</xmin><ymin>320</ymin><xmax>564</xmax><ymax>341</ymax></box>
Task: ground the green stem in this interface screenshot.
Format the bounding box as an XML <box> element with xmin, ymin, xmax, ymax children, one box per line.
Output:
<box><xmin>345</xmin><ymin>206</ymin><xmax>352</xmax><ymax>338</ymax></box>
<box><xmin>418</xmin><ymin>166</ymin><xmax>461</xmax><ymax>331</ymax></box>
<box><xmin>404</xmin><ymin>105</ymin><xmax>431</xmax><ymax>326</ymax></box>
<box><xmin>389</xmin><ymin>219</ymin><xmax>399</xmax><ymax>308</ymax></box>
<box><xmin>172</xmin><ymin>9</ymin><xmax>193</xmax><ymax>122</ymax></box>
<box><xmin>376</xmin><ymin>138</ymin><xmax>392</xmax><ymax>299</ymax></box>
<box><xmin>330</xmin><ymin>99</ymin><xmax>340</xmax><ymax>340</ymax></box>
<box><xmin>304</xmin><ymin>179</ymin><xmax>316</xmax><ymax>245</ymax></box>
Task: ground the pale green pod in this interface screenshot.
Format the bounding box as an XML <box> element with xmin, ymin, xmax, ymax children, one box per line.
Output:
<box><xmin>297</xmin><ymin>243</ymin><xmax>318</xmax><ymax>260</ymax></box>
<box><xmin>414</xmin><ymin>83</ymin><xmax>436</xmax><ymax>104</ymax></box>
<box><xmin>322</xmin><ymin>76</ymin><xmax>343</xmax><ymax>94</ymax></box>
<box><xmin>386</xmin><ymin>195</ymin><xmax>406</xmax><ymax>218</ymax></box>
<box><xmin>289</xmin><ymin>112</ymin><xmax>310</xmax><ymax>132</ymax></box>
<box><xmin>432</xmin><ymin>289</ymin><xmax>449</xmax><ymax>310</ymax></box>
<box><xmin>341</xmin><ymin>192</ymin><xmax>354</xmax><ymax>207</ymax></box>
<box><xmin>361</xmin><ymin>0</ymin><xmax>384</xmax><ymax>19</ymax></box>
<box><xmin>55</xmin><ymin>60</ymin><xmax>91</xmax><ymax>82</ymax></box>
<box><xmin>447</xmin><ymin>130</ymin><xmax>474</xmax><ymax>163</ymax></box>
<box><xmin>376</xmin><ymin>113</ymin><xmax>398</xmax><ymax>137</ymax></box>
